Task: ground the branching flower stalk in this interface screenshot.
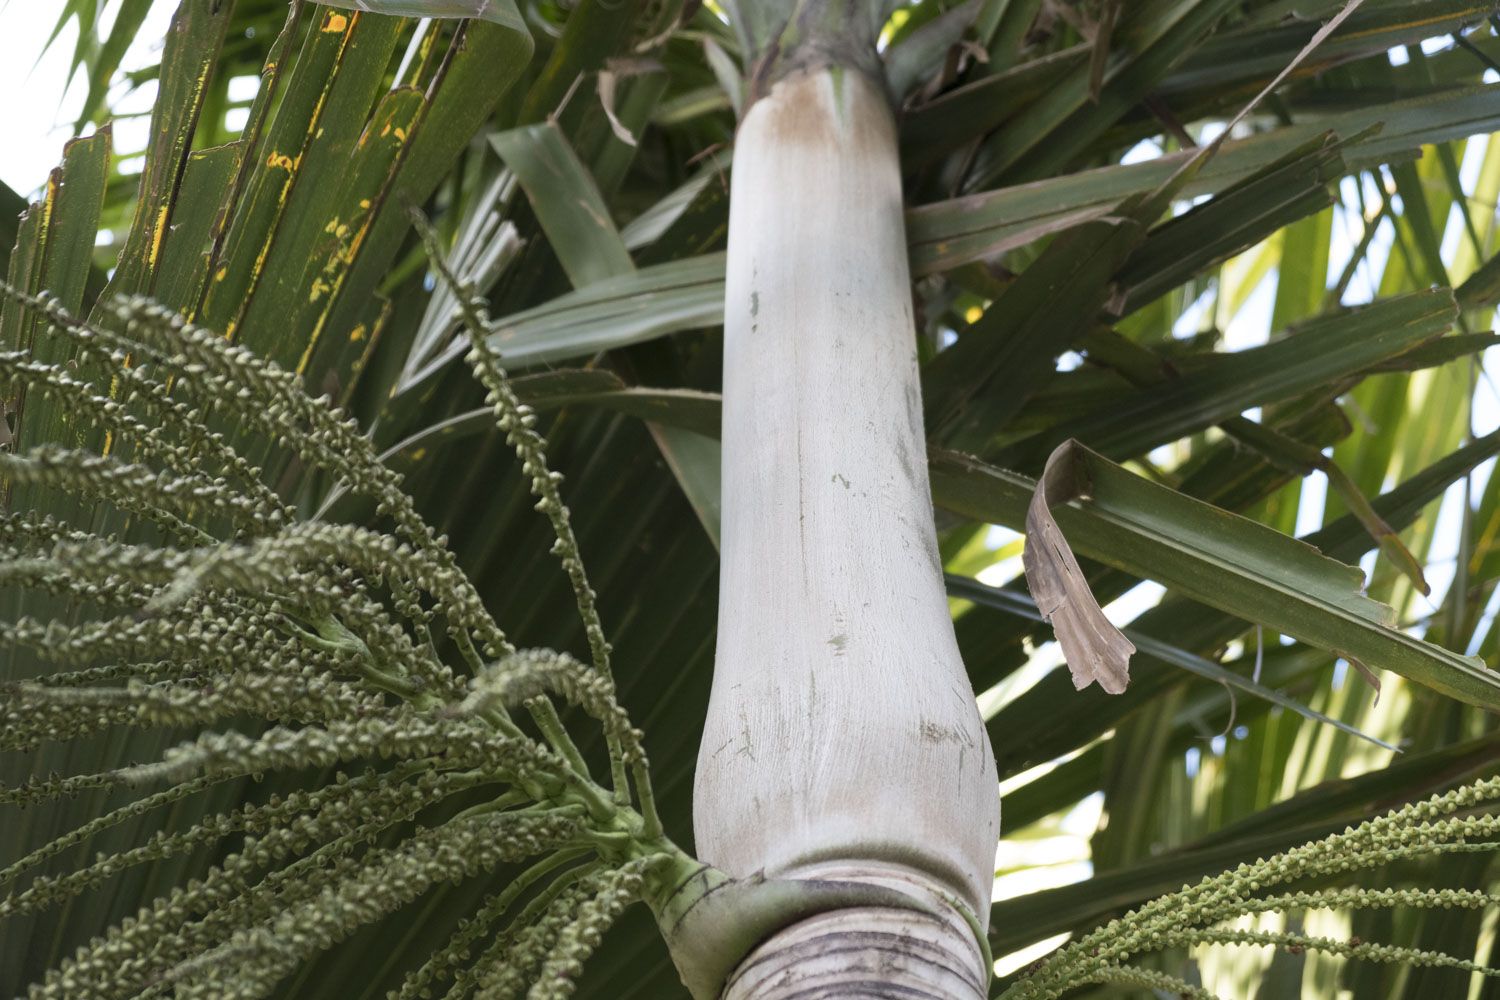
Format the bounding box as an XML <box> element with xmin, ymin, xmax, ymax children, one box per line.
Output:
<box><xmin>0</xmin><ymin>277</ymin><xmax>711</xmax><ymax>1000</ymax></box>
<box><xmin>1001</xmin><ymin>777</ymin><xmax>1500</xmax><ymax>999</ymax></box>
<box><xmin>410</xmin><ymin>215</ymin><xmax>639</xmax><ymax>820</ymax></box>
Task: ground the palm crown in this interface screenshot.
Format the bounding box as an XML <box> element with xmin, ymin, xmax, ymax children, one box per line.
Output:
<box><xmin>4</xmin><ymin>1</ymin><xmax>1500</xmax><ymax>998</ymax></box>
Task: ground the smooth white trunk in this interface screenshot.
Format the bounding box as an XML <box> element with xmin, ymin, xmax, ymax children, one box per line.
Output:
<box><xmin>695</xmin><ymin>67</ymin><xmax>999</xmax><ymax>997</ymax></box>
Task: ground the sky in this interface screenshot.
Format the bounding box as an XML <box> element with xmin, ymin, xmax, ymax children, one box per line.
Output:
<box><xmin>0</xmin><ymin>0</ymin><xmax>175</xmax><ymax>197</ymax></box>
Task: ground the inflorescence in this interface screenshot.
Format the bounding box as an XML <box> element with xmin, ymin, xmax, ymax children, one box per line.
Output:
<box><xmin>0</xmin><ymin>247</ymin><xmax>687</xmax><ymax>999</ymax></box>
<box><xmin>1000</xmin><ymin>777</ymin><xmax>1500</xmax><ymax>999</ymax></box>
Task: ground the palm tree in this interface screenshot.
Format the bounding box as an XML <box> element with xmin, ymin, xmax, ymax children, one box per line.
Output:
<box><xmin>5</xmin><ymin>1</ymin><xmax>1500</xmax><ymax>998</ymax></box>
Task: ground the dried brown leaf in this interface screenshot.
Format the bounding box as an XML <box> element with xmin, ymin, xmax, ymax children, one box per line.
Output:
<box><xmin>1022</xmin><ymin>439</ymin><xmax>1135</xmax><ymax>694</ymax></box>
<box><xmin>1342</xmin><ymin>652</ymin><xmax>1382</xmax><ymax>705</ymax></box>
<box><xmin>597</xmin><ymin>70</ymin><xmax>638</xmax><ymax>147</ymax></box>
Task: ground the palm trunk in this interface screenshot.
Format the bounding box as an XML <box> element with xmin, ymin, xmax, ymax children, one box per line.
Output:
<box><xmin>693</xmin><ymin>37</ymin><xmax>1000</xmax><ymax>998</ymax></box>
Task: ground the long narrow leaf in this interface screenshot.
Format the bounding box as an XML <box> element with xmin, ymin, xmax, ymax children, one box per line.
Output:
<box><xmin>946</xmin><ymin>575</ymin><xmax>1397</xmax><ymax>751</ymax></box>
<box><xmin>311</xmin><ymin>0</ymin><xmax>526</xmax><ymax>27</ymax></box>
<box><xmin>929</xmin><ymin>443</ymin><xmax>1500</xmax><ymax>710</ymax></box>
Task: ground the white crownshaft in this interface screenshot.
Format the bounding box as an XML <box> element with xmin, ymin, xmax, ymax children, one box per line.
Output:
<box><xmin>695</xmin><ymin>65</ymin><xmax>1000</xmax><ymax>998</ymax></box>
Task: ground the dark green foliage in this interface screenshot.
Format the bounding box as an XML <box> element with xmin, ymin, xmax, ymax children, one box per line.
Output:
<box><xmin>0</xmin><ymin>280</ymin><xmax>679</xmax><ymax>999</ymax></box>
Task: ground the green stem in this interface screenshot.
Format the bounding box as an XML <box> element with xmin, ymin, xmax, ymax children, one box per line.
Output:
<box><xmin>307</xmin><ymin>614</ymin><xmax>428</xmax><ymax>701</ymax></box>
<box><xmin>607</xmin><ymin>741</ymin><xmax>630</xmax><ymax>806</ymax></box>
<box><xmin>491</xmin><ymin>846</ymin><xmax>593</xmax><ymax>916</ymax></box>
<box><xmin>452</xmin><ymin>628</ymin><xmax>491</xmax><ymax>677</ymax></box>
<box><xmin>557</xmin><ymin>770</ymin><xmax>617</xmax><ymax>825</ymax></box>
<box><xmin>448</xmin><ymin>789</ymin><xmax>530</xmax><ymax>822</ymax></box>
<box><xmin>631</xmin><ymin>760</ymin><xmax>662</xmax><ymax>840</ymax></box>
<box><xmin>478</xmin><ymin>705</ymin><xmax>529</xmax><ymax>743</ymax></box>
<box><xmin>502</xmin><ymin>857</ymin><xmax>607</xmax><ymax>938</ymax></box>
<box><xmin>527</xmin><ymin>697</ymin><xmax>590</xmax><ymax>777</ymax></box>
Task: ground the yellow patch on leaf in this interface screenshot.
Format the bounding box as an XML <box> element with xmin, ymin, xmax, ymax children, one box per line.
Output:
<box><xmin>148</xmin><ymin>205</ymin><xmax>170</xmax><ymax>268</ymax></box>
